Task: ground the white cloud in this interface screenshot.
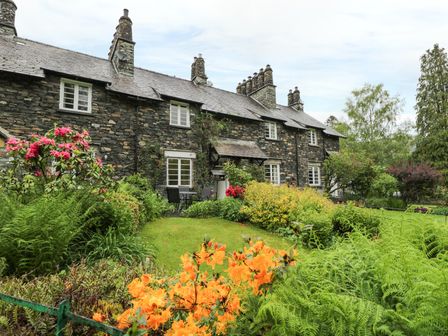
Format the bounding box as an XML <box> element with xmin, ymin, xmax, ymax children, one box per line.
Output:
<box><xmin>15</xmin><ymin>0</ymin><xmax>448</xmax><ymax>122</ymax></box>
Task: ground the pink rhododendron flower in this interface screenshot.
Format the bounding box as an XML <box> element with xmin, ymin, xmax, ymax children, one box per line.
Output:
<box><xmin>96</xmin><ymin>158</ymin><xmax>103</xmax><ymax>168</ymax></box>
<box><xmin>25</xmin><ymin>142</ymin><xmax>40</xmax><ymax>160</ymax></box>
<box><xmin>60</xmin><ymin>151</ymin><xmax>70</xmax><ymax>160</ymax></box>
<box><xmin>54</xmin><ymin>127</ymin><xmax>72</xmax><ymax>137</ymax></box>
<box><xmin>34</xmin><ymin>170</ymin><xmax>43</xmax><ymax>177</ymax></box>
<box><xmin>38</xmin><ymin>136</ymin><xmax>55</xmax><ymax>146</ymax></box>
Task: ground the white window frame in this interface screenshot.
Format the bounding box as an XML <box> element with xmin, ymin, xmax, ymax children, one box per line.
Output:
<box><xmin>308</xmin><ymin>164</ymin><xmax>321</xmax><ymax>186</ymax></box>
<box><xmin>308</xmin><ymin>129</ymin><xmax>318</xmax><ymax>145</ymax></box>
<box><xmin>166</xmin><ymin>157</ymin><xmax>193</xmax><ymax>188</ymax></box>
<box><xmin>169</xmin><ymin>101</ymin><xmax>190</xmax><ymax>128</ymax></box>
<box><xmin>59</xmin><ymin>78</ymin><xmax>93</xmax><ymax>113</ymax></box>
<box><xmin>265</xmin><ymin>163</ymin><xmax>281</xmax><ymax>185</ymax></box>
<box><xmin>265</xmin><ymin>121</ymin><xmax>278</xmax><ymax>140</ymax></box>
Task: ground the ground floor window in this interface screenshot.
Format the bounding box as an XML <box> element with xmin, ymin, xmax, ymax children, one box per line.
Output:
<box><xmin>308</xmin><ymin>164</ymin><xmax>321</xmax><ymax>186</ymax></box>
<box><xmin>265</xmin><ymin>163</ymin><xmax>280</xmax><ymax>185</ymax></box>
<box><xmin>167</xmin><ymin>158</ymin><xmax>193</xmax><ymax>187</ymax></box>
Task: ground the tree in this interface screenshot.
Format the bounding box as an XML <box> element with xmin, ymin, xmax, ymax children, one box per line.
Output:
<box><xmin>340</xmin><ymin>83</ymin><xmax>413</xmax><ymax>167</ymax></box>
<box><xmin>388</xmin><ymin>162</ymin><xmax>442</xmax><ymax>203</ymax></box>
<box><xmin>415</xmin><ymin>44</ymin><xmax>448</xmax><ymax>178</ymax></box>
<box><xmin>323</xmin><ymin>149</ymin><xmax>377</xmax><ymax>198</ymax></box>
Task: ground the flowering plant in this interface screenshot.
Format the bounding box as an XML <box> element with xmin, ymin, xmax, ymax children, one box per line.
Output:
<box><xmin>93</xmin><ymin>240</ymin><xmax>296</xmax><ymax>335</ymax></box>
<box><xmin>2</xmin><ymin>126</ymin><xmax>113</xmax><ymax>193</ymax></box>
<box><xmin>225</xmin><ymin>185</ymin><xmax>245</xmax><ymax>199</ymax></box>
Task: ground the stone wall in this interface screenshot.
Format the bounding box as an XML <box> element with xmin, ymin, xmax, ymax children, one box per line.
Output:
<box><xmin>0</xmin><ymin>71</ymin><xmax>339</xmax><ymax>190</ymax></box>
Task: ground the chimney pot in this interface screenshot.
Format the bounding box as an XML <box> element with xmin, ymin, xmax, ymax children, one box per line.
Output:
<box><xmin>123</xmin><ymin>9</ymin><xmax>129</xmax><ymax>17</ymax></box>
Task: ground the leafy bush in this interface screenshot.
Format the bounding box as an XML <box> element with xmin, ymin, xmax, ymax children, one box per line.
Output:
<box><xmin>432</xmin><ymin>206</ymin><xmax>448</xmax><ymax>216</ymax></box>
<box><xmin>369</xmin><ymin>172</ymin><xmax>399</xmax><ymax>197</ymax></box>
<box><xmin>293</xmin><ymin>212</ymin><xmax>334</xmax><ymax>249</ymax></box>
<box><xmin>83</xmin><ymin>192</ymin><xmax>136</xmax><ymax>235</ymax></box>
<box><xmin>234</xmin><ymin>214</ymin><xmax>448</xmax><ymax>336</ymax></box>
<box><xmin>242</xmin><ymin>182</ymin><xmax>334</xmax><ymax>231</ymax></box>
<box><xmin>332</xmin><ymin>203</ymin><xmax>381</xmax><ymax>236</ymax></box>
<box><xmin>184</xmin><ymin>200</ymin><xmax>222</xmax><ymax>218</ymax></box>
<box><xmin>365</xmin><ymin>197</ymin><xmax>407</xmax><ymax>209</ymax></box>
<box><xmin>118</xmin><ymin>176</ymin><xmax>172</xmax><ymax>223</ymax></box>
<box><xmin>219</xmin><ymin>197</ymin><xmax>247</xmax><ymax>222</ymax></box>
<box><xmin>2</xmin><ymin>126</ymin><xmax>113</xmax><ymax>194</ymax></box>
<box><xmin>388</xmin><ymin>162</ymin><xmax>442</xmax><ymax>202</ymax></box>
<box><xmin>0</xmin><ymin>259</ymin><xmax>160</xmax><ymax>335</ymax></box>
<box><xmin>223</xmin><ymin>162</ymin><xmax>253</xmax><ymax>186</ymax></box>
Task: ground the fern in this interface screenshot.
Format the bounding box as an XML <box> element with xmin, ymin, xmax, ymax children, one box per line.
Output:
<box><xmin>234</xmin><ymin>211</ymin><xmax>448</xmax><ymax>336</ymax></box>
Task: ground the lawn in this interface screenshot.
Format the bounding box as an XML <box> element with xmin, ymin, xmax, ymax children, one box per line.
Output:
<box><xmin>139</xmin><ymin>217</ymin><xmax>294</xmax><ymax>273</ymax></box>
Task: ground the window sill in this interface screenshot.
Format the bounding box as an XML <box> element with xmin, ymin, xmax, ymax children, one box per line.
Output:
<box><xmin>265</xmin><ymin>138</ymin><xmax>281</xmax><ymax>142</ymax></box>
<box><xmin>58</xmin><ymin>109</ymin><xmax>94</xmax><ymax>117</ymax></box>
<box><xmin>170</xmin><ymin>124</ymin><xmax>191</xmax><ymax>129</ymax></box>
<box><xmin>308</xmin><ymin>184</ymin><xmax>322</xmax><ymax>188</ymax></box>
<box><xmin>308</xmin><ymin>144</ymin><xmax>319</xmax><ymax>147</ymax></box>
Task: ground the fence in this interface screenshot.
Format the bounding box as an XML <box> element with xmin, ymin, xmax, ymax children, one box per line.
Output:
<box><xmin>0</xmin><ymin>293</ymin><xmax>124</xmax><ymax>336</ymax></box>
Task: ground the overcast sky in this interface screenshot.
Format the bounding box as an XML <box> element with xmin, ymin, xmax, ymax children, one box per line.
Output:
<box><xmin>15</xmin><ymin>0</ymin><xmax>448</xmax><ymax>124</ymax></box>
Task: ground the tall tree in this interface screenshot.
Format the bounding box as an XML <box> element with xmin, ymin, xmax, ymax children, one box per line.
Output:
<box><xmin>340</xmin><ymin>83</ymin><xmax>413</xmax><ymax>166</ymax></box>
<box><xmin>415</xmin><ymin>44</ymin><xmax>448</xmax><ymax>177</ymax></box>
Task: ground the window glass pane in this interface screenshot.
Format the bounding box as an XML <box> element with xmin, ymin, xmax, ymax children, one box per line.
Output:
<box><xmin>272</xmin><ymin>165</ymin><xmax>279</xmax><ymax>184</ymax></box>
<box><xmin>264</xmin><ymin>165</ymin><xmax>271</xmax><ymax>181</ymax></box>
<box><xmin>167</xmin><ymin>159</ymin><xmax>179</xmax><ymax>185</ymax></box>
<box><xmin>180</xmin><ymin>159</ymin><xmax>191</xmax><ymax>186</ymax></box>
<box><xmin>170</xmin><ymin>105</ymin><xmax>179</xmax><ymax>125</ymax></box>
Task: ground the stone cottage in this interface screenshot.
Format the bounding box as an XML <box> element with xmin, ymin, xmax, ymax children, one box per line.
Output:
<box><xmin>0</xmin><ymin>1</ymin><xmax>342</xmax><ymax>196</ymax></box>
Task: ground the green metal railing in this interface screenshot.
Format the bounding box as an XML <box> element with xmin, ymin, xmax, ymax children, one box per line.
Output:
<box><xmin>0</xmin><ymin>293</ymin><xmax>125</xmax><ymax>336</ymax></box>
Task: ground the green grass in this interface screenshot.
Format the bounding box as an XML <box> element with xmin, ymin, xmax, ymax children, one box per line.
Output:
<box><xmin>139</xmin><ymin>217</ymin><xmax>293</xmax><ymax>273</ymax></box>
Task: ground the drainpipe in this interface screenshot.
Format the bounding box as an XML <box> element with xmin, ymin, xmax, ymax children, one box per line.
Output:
<box><xmin>294</xmin><ymin>131</ymin><xmax>300</xmax><ymax>187</ymax></box>
<box><xmin>133</xmin><ymin>103</ymin><xmax>140</xmax><ymax>173</ymax></box>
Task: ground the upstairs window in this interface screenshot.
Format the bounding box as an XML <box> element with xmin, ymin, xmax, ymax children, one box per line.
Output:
<box><xmin>265</xmin><ymin>163</ymin><xmax>280</xmax><ymax>185</ymax></box>
<box><xmin>308</xmin><ymin>129</ymin><xmax>317</xmax><ymax>145</ymax></box>
<box><xmin>59</xmin><ymin>79</ymin><xmax>92</xmax><ymax>113</ymax></box>
<box><xmin>265</xmin><ymin>121</ymin><xmax>278</xmax><ymax>140</ymax></box>
<box><xmin>308</xmin><ymin>164</ymin><xmax>321</xmax><ymax>186</ymax></box>
<box><xmin>170</xmin><ymin>101</ymin><xmax>190</xmax><ymax>127</ymax></box>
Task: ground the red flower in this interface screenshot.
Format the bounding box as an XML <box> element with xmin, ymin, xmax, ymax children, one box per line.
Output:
<box><xmin>226</xmin><ymin>185</ymin><xmax>245</xmax><ymax>199</ymax></box>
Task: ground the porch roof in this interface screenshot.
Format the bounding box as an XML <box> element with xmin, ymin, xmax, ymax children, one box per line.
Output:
<box><xmin>213</xmin><ymin>138</ymin><xmax>268</xmax><ymax>160</ymax></box>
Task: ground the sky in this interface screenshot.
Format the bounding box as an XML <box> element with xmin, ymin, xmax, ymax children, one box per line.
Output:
<box><xmin>14</xmin><ymin>0</ymin><xmax>448</xmax><ymax>124</ymax></box>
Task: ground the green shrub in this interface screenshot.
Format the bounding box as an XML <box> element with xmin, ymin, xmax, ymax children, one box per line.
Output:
<box><xmin>141</xmin><ymin>189</ymin><xmax>172</xmax><ymax>222</ymax></box>
<box><xmin>223</xmin><ymin>162</ymin><xmax>253</xmax><ymax>186</ymax></box>
<box><xmin>365</xmin><ymin>197</ymin><xmax>407</xmax><ymax>209</ymax></box>
<box><xmin>369</xmin><ymin>172</ymin><xmax>399</xmax><ymax>198</ymax></box>
<box><xmin>332</xmin><ymin>203</ymin><xmax>381</xmax><ymax>236</ymax></box>
<box><xmin>83</xmin><ymin>192</ymin><xmax>136</xmax><ymax>235</ymax></box>
<box><xmin>219</xmin><ymin>197</ymin><xmax>247</xmax><ymax>222</ymax></box>
<box><xmin>0</xmin><ymin>192</ymin><xmax>19</xmax><ymax>229</ymax></box>
<box><xmin>431</xmin><ymin>206</ymin><xmax>448</xmax><ymax>216</ymax></box>
<box><xmin>184</xmin><ymin>200</ymin><xmax>222</xmax><ymax>218</ymax></box>
<box><xmin>118</xmin><ymin>176</ymin><xmax>172</xmax><ymax>223</ymax></box>
<box><xmin>0</xmin><ymin>259</ymin><xmax>160</xmax><ymax>335</ymax></box>
<box><xmin>294</xmin><ymin>212</ymin><xmax>334</xmax><ymax>249</ymax></box>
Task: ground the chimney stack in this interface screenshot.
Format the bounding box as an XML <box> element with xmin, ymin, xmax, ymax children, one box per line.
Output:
<box><xmin>288</xmin><ymin>86</ymin><xmax>304</xmax><ymax>111</ymax></box>
<box><xmin>0</xmin><ymin>0</ymin><xmax>17</xmax><ymax>37</ymax></box>
<box><xmin>109</xmin><ymin>9</ymin><xmax>135</xmax><ymax>76</ymax></box>
<box><xmin>191</xmin><ymin>53</ymin><xmax>208</xmax><ymax>85</ymax></box>
<box><xmin>237</xmin><ymin>64</ymin><xmax>276</xmax><ymax>109</ymax></box>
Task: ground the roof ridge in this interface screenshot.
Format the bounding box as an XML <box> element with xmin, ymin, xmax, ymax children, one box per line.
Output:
<box><xmin>14</xmin><ymin>36</ymin><xmax>111</xmax><ymax>63</ymax></box>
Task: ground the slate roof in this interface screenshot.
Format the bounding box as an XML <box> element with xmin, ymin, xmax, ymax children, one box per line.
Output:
<box><xmin>0</xmin><ymin>35</ymin><xmax>343</xmax><ymax>137</ymax></box>
<box><xmin>213</xmin><ymin>138</ymin><xmax>268</xmax><ymax>160</ymax></box>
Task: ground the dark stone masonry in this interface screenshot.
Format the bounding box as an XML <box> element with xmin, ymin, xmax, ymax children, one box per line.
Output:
<box><xmin>0</xmin><ymin>1</ymin><xmax>342</xmax><ymax>195</ymax></box>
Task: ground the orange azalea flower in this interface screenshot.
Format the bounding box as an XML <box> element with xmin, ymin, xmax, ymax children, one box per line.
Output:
<box><xmin>92</xmin><ymin>312</ymin><xmax>105</xmax><ymax>322</ymax></box>
<box><xmin>128</xmin><ymin>278</ymin><xmax>147</xmax><ymax>298</ymax></box>
<box><xmin>116</xmin><ymin>309</ymin><xmax>133</xmax><ymax>330</ymax></box>
<box><xmin>207</xmin><ymin>250</ymin><xmax>225</xmax><ymax>269</ymax></box>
